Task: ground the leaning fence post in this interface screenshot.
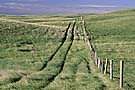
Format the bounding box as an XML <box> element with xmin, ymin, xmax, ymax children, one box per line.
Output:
<box><xmin>110</xmin><ymin>60</ymin><xmax>113</xmax><ymax>80</ymax></box>
<box><xmin>104</xmin><ymin>58</ymin><xmax>108</xmax><ymax>75</ymax></box>
<box><xmin>120</xmin><ymin>61</ymin><xmax>124</xmax><ymax>89</ymax></box>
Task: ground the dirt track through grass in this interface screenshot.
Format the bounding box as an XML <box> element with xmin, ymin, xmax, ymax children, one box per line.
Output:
<box><xmin>39</xmin><ymin>22</ymin><xmax>72</xmax><ymax>71</ymax></box>
<box><xmin>41</xmin><ymin>22</ymin><xmax>76</xmax><ymax>88</ymax></box>
<box><xmin>24</xmin><ymin>22</ymin><xmax>76</xmax><ymax>89</ymax></box>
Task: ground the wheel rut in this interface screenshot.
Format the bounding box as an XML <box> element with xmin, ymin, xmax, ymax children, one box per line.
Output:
<box><xmin>40</xmin><ymin>22</ymin><xmax>76</xmax><ymax>89</ymax></box>
<box><xmin>39</xmin><ymin>22</ymin><xmax>72</xmax><ymax>71</ymax></box>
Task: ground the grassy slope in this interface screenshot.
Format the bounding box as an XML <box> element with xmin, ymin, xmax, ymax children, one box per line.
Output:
<box><xmin>0</xmin><ymin>16</ymin><xmax>67</xmax><ymax>89</ymax></box>
<box><xmin>0</xmin><ymin>14</ymin><xmax>105</xmax><ymax>90</ymax></box>
<box><xmin>84</xmin><ymin>9</ymin><xmax>135</xmax><ymax>90</ymax></box>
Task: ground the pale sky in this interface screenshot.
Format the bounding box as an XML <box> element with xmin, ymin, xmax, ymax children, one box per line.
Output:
<box><xmin>0</xmin><ymin>0</ymin><xmax>135</xmax><ymax>14</ymax></box>
<box><xmin>0</xmin><ymin>0</ymin><xmax>135</xmax><ymax>7</ymax></box>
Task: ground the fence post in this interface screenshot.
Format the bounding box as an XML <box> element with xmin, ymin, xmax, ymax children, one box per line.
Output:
<box><xmin>120</xmin><ymin>61</ymin><xmax>124</xmax><ymax>89</ymax></box>
<box><xmin>110</xmin><ymin>60</ymin><xmax>113</xmax><ymax>80</ymax></box>
<box><xmin>98</xmin><ymin>57</ymin><xmax>101</xmax><ymax>69</ymax></box>
<box><xmin>104</xmin><ymin>58</ymin><xmax>108</xmax><ymax>75</ymax></box>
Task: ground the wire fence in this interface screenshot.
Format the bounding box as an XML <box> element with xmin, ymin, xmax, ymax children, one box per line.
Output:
<box><xmin>83</xmin><ymin>21</ymin><xmax>135</xmax><ymax>89</ymax></box>
<box><xmin>79</xmin><ymin>18</ymin><xmax>135</xmax><ymax>89</ymax></box>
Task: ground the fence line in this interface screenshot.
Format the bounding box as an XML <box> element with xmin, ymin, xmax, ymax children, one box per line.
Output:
<box><xmin>82</xmin><ymin>19</ymin><xmax>124</xmax><ymax>89</ymax></box>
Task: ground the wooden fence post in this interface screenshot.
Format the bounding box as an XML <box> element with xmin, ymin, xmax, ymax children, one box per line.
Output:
<box><xmin>110</xmin><ymin>60</ymin><xmax>113</xmax><ymax>80</ymax></box>
<box><xmin>120</xmin><ymin>61</ymin><xmax>124</xmax><ymax>89</ymax></box>
<box><xmin>98</xmin><ymin>57</ymin><xmax>101</xmax><ymax>69</ymax></box>
<box><xmin>104</xmin><ymin>58</ymin><xmax>108</xmax><ymax>75</ymax></box>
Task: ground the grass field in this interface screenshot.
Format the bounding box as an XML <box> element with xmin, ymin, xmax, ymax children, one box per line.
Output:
<box><xmin>0</xmin><ymin>9</ymin><xmax>135</xmax><ymax>90</ymax></box>
<box><xmin>84</xmin><ymin>9</ymin><xmax>135</xmax><ymax>90</ymax></box>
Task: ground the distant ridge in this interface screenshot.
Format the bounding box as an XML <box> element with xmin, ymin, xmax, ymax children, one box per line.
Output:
<box><xmin>0</xmin><ymin>5</ymin><xmax>126</xmax><ymax>15</ymax></box>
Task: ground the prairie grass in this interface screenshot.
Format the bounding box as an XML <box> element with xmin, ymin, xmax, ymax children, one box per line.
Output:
<box><xmin>85</xmin><ymin>9</ymin><xmax>135</xmax><ymax>89</ymax></box>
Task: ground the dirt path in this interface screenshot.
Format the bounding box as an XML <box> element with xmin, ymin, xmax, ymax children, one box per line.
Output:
<box><xmin>39</xmin><ymin>22</ymin><xmax>72</xmax><ymax>71</ymax></box>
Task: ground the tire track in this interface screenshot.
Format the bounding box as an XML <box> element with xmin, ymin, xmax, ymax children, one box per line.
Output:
<box><xmin>25</xmin><ymin>21</ymin><xmax>76</xmax><ymax>89</ymax></box>
<box><xmin>39</xmin><ymin>22</ymin><xmax>72</xmax><ymax>71</ymax></box>
<box><xmin>57</xmin><ymin>21</ymin><xmax>76</xmax><ymax>74</ymax></box>
<box><xmin>41</xmin><ymin>22</ymin><xmax>76</xmax><ymax>88</ymax></box>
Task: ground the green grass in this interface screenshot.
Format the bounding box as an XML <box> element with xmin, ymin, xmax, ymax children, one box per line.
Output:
<box><xmin>85</xmin><ymin>9</ymin><xmax>135</xmax><ymax>90</ymax></box>
<box><xmin>45</xmin><ymin>41</ymin><xmax>105</xmax><ymax>90</ymax></box>
<box><xmin>0</xmin><ymin>17</ymin><xmax>66</xmax><ymax>89</ymax></box>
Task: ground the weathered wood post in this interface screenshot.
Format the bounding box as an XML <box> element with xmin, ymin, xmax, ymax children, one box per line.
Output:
<box><xmin>110</xmin><ymin>60</ymin><xmax>113</xmax><ymax>80</ymax></box>
<box><xmin>104</xmin><ymin>58</ymin><xmax>108</xmax><ymax>75</ymax></box>
<box><xmin>120</xmin><ymin>61</ymin><xmax>124</xmax><ymax>89</ymax></box>
<box><xmin>98</xmin><ymin>57</ymin><xmax>101</xmax><ymax>69</ymax></box>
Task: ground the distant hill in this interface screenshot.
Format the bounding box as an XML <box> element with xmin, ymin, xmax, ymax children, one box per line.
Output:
<box><xmin>0</xmin><ymin>5</ymin><xmax>126</xmax><ymax>15</ymax></box>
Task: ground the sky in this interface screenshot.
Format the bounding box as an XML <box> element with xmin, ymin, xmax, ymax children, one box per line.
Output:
<box><xmin>0</xmin><ymin>0</ymin><xmax>135</xmax><ymax>7</ymax></box>
<box><xmin>0</xmin><ymin>0</ymin><xmax>135</xmax><ymax>14</ymax></box>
